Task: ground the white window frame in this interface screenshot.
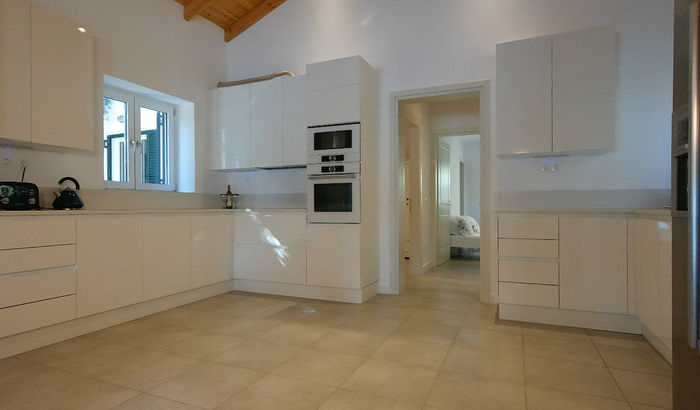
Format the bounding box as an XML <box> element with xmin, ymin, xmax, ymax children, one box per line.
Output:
<box><xmin>103</xmin><ymin>87</ymin><xmax>177</xmax><ymax>191</ymax></box>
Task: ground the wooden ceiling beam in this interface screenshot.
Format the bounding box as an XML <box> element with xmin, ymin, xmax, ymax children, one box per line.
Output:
<box><xmin>224</xmin><ymin>0</ymin><xmax>285</xmax><ymax>41</ymax></box>
<box><xmin>184</xmin><ymin>0</ymin><xmax>217</xmax><ymax>21</ymax></box>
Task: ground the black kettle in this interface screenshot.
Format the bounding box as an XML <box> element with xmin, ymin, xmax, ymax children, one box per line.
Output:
<box><xmin>52</xmin><ymin>177</ymin><xmax>84</xmax><ymax>210</ymax></box>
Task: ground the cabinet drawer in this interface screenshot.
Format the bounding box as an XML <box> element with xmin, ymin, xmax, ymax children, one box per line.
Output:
<box><xmin>499</xmin><ymin>239</ymin><xmax>558</xmax><ymax>259</ymax></box>
<box><xmin>0</xmin><ymin>217</ymin><xmax>75</xmax><ymax>249</ymax></box>
<box><xmin>0</xmin><ymin>295</ymin><xmax>76</xmax><ymax>338</ymax></box>
<box><xmin>0</xmin><ymin>267</ymin><xmax>76</xmax><ymax>309</ymax></box>
<box><xmin>499</xmin><ymin>282</ymin><xmax>559</xmax><ymax>308</ymax></box>
<box><xmin>235</xmin><ymin>246</ymin><xmax>306</xmax><ymax>285</ymax></box>
<box><xmin>0</xmin><ymin>244</ymin><xmax>75</xmax><ymax>275</ymax></box>
<box><xmin>306</xmin><ymin>57</ymin><xmax>363</xmax><ymax>90</ymax></box>
<box><xmin>499</xmin><ymin>259</ymin><xmax>558</xmax><ymax>285</ymax></box>
<box><xmin>499</xmin><ymin>216</ymin><xmax>558</xmax><ymax>239</ymax></box>
<box><xmin>234</xmin><ymin>213</ymin><xmax>306</xmax><ymax>247</ymax></box>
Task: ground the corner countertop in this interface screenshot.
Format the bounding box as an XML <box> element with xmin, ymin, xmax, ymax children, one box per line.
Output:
<box><xmin>495</xmin><ymin>208</ymin><xmax>671</xmax><ymax>217</ymax></box>
<box><xmin>0</xmin><ymin>208</ymin><xmax>307</xmax><ymax>217</ymax></box>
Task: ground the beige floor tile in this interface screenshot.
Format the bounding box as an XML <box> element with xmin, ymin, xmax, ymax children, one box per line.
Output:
<box><xmin>160</xmin><ymin>332</ymin><xmax>247</xmax><ymax>359</ymax></box>
<box><xmin>149</xmin><ymin>362</ymin><xmax>262</xmax><ymax>408</ymax></box>
<box><xmin>270</xmin><ymin>348</ymin><xmax>366</xmax><ymax>387</ymax></box>
<box><xmin>394</xmin><ymin>322</ymin><xmax>459</xmax><ymax>345</ymax></box>
<box><xmin>371</xmin><ymin>337</ymin><xmax>450</xmax><ymax>369</ymax></box>
<box><xmin>417</xmin><ymin>298</ymin><xmax>470</xmax><ymax>313</ymax></box>
<box><xmin>455</xmin><ymin>328</ymin><xmax>523</xmax><ymax>353</ymax></box>
<box><xmin>18</xmin><ymin>335</ymin><xmax>104</xmax><ymax>366</ymax></box>
<box><xmin>610</xmin><ymin>368</ymin><xmax>672</xmax><ymax>409</ymax></box>
<box><xmin>268</xmin><ymin>304</ymin><xmax>349</xmax><ymax>327</ymax></box>
<box><xmin>92</xmin><ymin>349</ymin><xmax>200</xmax><ymax>391</ymax></box>
<box><xmin>217</xmin><ymin>374</ymin><xmax>335</xmax><ymax>410</ymax></box>
<box><xmin>14</xmin><ymin>378</ymin><xmax>140</xmax><ymax>410</ymax></box>
<box><xmin>461</xmin><ymin>310</ymin><xmax>523</xmax><ymax>335</ymax></box>
<box><xmin>341</xmin><ymin>358</ymin><xmax>438</xmax><ymax>404</ymax></box>
<box><xmin>338</xmin><ymin>314</ymin><xmax>403</xmax><ymax>335</ymax></box>
<box><xmin>587</xmin><ymin>330</ymin><xmax>649</xmax><ymax>349</ymax></box>
<box><xmin>114</xmin><ymin>393</ymin><xmax>202</xmax><ymax>409</ymax></box>
<box><xmin>525</xmin><ymin>385</ymin><xmax>631</xmax><ymax>410</ymax></box>
<box><xmin>525</xmin><ymin>356</ymin><xmax>624</xmax><ymax>399</ymax></box>
<box><xmin>115</xmin><ymin>323</ymin><xmax>200</xmax><ymax>349</ymax></box>
<box><xmin>366</xmin><ymin>293</ymin><xmax>425</xmax><ymax>308</ymax></box>
<box><xmin>425</xmin><ymin>371</ymin><xmax>526</xmax><ymax>410</ymax></box>
<box><xmin>87</xmin><ymin>319</ymin><xmax>155</xmax><ymax>340</ymax></box>
<box><xmin>0</xmin><ymin>359</ymin><xmax>82</xmax><ymax>408</ymax></box>
<box><xmin>629</xmin><ymin>404</ymin><xmax>670</xmax><ymax>410</ymax></box>
<box><xmin>442</xmin><ymin>345</ymin><xmax>524</xmax><ymax>383</ymax></box>
<box><xmin>144</xmin><ymin>307</ymin><xmax>231</xmax><ymax>330</ymax></box>
<box><xmin>27</xmin><ymin>343</ymin><xmax>140</xmax><ymax>377</ymax></box>
<box><xmin>258</xmin><ymin>323</ymin><xmax>329</xmax><ymax>346</ymax></box>
<box><xmin>353</xmin><ymin>304</ymin><xmax>417</xmax><ymax>321</ymax></box>
<box><xmin>404</xmin><ymin>308</ymin><xmax>465</xmax><ymax>327</ymax></box>
<box><xmin>211</xmin><ymin>339</ymin><xmax>301</xmax><ymax>372</ymax></box>
<box><xmin>319</xmin><ymin>388</ymin><xmax>420</xmax><ymax>410</ymax></box>
<box><xmin>522</xmin><ymin>323</ymin><xmax>591</xmax><ymax>342</ymax></box>
<box><xmin>311</xmin><ymin>329</ymin><xmax>387</xmax><ymax>357</ymax></box>
<box><xmin>207</xmin><ymin>317</ymin><xmax>282</xmax><ymax>338</ymax></box>
<box><xmin>524</xmin><ymin>335</ymin><xmax>604</xmax><ymax>366</ymax></box>
<box><xmin>597</xmin><ymin>344</ymin><xmax>671</xmax><ymax>376</ymax></box>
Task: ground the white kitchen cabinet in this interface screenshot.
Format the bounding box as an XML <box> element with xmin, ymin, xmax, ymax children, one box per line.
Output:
<box><xmin>250</xmin><ymin>78</ymin><xmax>283</xmax><ymax>167</ymax></box>
<box><xmin>307</xmin><ymin>85</ymin><xmax>361</xmax><ymax>126</ymax></box>
<box><xmin>0</xmin><ymin>0</ymin><xmax>31</xmax><ymax>143</ymax></box>
<box><xmin>236</xmin><ymin>246</ymin><xmax>306</xmax><ymax>284</ymax></box>
<box><xmin>496</xmin><ymin>36</ymin><xmax>552</xmax><ymax>155</ymax></box>
<box><xmin>234</xmin><ymin>212</ymin><xmax>306</xmax><ymax>247</ymax></box>
<box><xmin>559</xmin><ymin>217</ymin><xmax>628</xmax><ymax>314</ymax></box>
<box><xmin>210</xmin><ymin>84</ymin><xmax>251</xmax><ymax>170</ymax></box>
<box><xmin>552</xmin><ymin>26</ymin><xmax>615</xmax><ymax>153</ymax></box>
<box><xmin>307</xmin><ymin>224</ymin><xmax>361</xmax><ymax>289</ymax></box>
<box><xmin>496</xmin><ymin>26</ymin><xmax>615</xmax><ymax>156</ymax></box>
<box><xmin>77</xmin><ymin>216</ymin><xmax>143</xmax><ymax>317</ymax></box>
<box><xmin>141</xmin><ymin>215</ymin><xmax>192</xmax><ymax>300</ymax></box>
<box><xmin>191</xmin><ymin>214</ymin><xmax>233</xmax><ymax>288</ymax></box>
<box><xmin>30</xmin><ymin>2</ymin><xmax>94</xmax><ymax>150</ymax></box>
<box><xmin>282</xmin><ymin>75</ymin><xmax>307</xmax><ymax>166</ymax></box>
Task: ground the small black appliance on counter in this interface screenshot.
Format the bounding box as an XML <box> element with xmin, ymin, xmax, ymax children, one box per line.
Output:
<box><xmin>0</xmin><ymin>182</ymin><xmax>40</xmax><ymax>210</ymax></box>
<box><xmin>52</xmin><ymin>177</ymin><xmax>84</xmax><ymax>210</ymax></box>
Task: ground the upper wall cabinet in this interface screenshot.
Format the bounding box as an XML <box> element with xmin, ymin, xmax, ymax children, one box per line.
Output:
<box><xmin>496</xmin><ymin>26</ymin><xmax>615</xmax><ymax>156</ymax></box>
<box><xmin>210</xmin><ymin>75</ymin><xmax>306</xmax><ymax>170</ymax></box>
<box><xmin>0</xmin><ymin>0</ymin><xmax>94</xmax><ymax>151</ymax></box>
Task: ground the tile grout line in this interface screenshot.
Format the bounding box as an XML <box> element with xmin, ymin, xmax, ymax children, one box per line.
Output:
<box><xmin>588</xmin><ymin>330</ymin><xmax>632</xmax><ymax>407</ymax></box>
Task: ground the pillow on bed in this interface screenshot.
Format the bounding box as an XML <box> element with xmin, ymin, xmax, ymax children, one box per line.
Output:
<box><xmin>465</xmin><ymin>216</ymin><xmax>480</xmax><ymax>233</ymax></box>
<box><xmin>450</xmin><ymin>215</ymin><xmax>474</xmax><ymax>235</ymax></box>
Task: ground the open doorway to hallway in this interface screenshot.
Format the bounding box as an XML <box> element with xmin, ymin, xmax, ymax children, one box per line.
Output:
<box><xmin>398</xmin><ymin>89</ymin><xmax>483</xmax><ymax>289</ymax></box>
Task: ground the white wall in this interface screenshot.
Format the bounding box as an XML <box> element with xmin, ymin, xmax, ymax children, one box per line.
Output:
<box><xmin>0</xmin><ymin>0</ymin><xmax>228</xmax><ymax>194</ymax></box>
<box><xmin>462</xmin><ymin>135</ymin><xmax>481</xmax><ymax>223</ymax></box>
<box><xmin>223</xmin><ymin>0</ymin><xmax>673</xmax><ymax>290</ymax></box>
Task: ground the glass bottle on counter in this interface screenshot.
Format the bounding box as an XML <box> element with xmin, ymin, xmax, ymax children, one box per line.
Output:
<box><xmin>224</xmin><ymin>185</ymin><xmax>234</xmax><ymax>209</ymax></box>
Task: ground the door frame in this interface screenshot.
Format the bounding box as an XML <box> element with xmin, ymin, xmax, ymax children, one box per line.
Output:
<box><xmin>388</xmin><ymin>80</ymin><xmax>494</xmax><ymax>303</ymax></box>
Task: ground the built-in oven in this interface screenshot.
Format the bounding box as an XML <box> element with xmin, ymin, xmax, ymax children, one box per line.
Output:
<box><xmin>307</xmin><ymin>122</ymin><xmax>360</xmax><ymax>164</ymax></box>
<box><xmin>307</xmin><ymin>162</ymin><xmax>360</xmax><ymax>224</ymax></box>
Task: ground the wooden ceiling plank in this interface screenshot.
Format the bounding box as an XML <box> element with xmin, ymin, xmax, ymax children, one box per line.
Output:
<box><xmin>224</xmin><ymin>0</ymin><xmax>285</xmax><ymax>41</ymax></box>
<box><xmin>184</xmin><ymin>0</ymin><xmax>218</xmax><ymax>21</ymax></box>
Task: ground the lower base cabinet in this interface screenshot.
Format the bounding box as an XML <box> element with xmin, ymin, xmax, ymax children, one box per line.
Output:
<box><xmin>142</xmin><ymin>216</ymin><xmax>192</xmax><ymax>300</ymax></box>
<box><xmin>192</xmin><ymin>215</ymin><xmax>234</xmax><ymax>287</ymax></box>
<box><xmin>307</xmin><ymin>224</ymin><xmax>360</xmax><ymax>289</ymax></box>
<box><xmin>235</xmin><ymin>245</ymin><xmax>306</xmax><ymax>284</ymax></box>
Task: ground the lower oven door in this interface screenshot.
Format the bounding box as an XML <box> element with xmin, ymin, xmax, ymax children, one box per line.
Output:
<box><xmin>307</xmin><ymin>173</ymin><xmax>360</xmax><ymax>223</ymax></box>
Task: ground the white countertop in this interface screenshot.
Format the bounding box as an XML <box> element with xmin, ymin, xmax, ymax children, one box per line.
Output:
<box><xmin>495</xmin><ymin>208</ymin><xmax>671</xmax><ymax>217</ymax></box>
<box><xmin>0</xmin><ymin>208</ymin><xmax>307</xmax><ymax>217</ymax></box>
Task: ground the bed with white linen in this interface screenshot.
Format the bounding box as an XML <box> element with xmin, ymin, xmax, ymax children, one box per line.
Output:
<box><xmin>450</xmin><ymin>215</ymin><xmax>481</xmax><ymax>250</ymax></box>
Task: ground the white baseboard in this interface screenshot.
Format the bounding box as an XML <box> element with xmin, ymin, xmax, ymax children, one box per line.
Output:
<box><xmin>642</xmin><ymin>323</ymin><xmax>672</xmax><ymax>364</ymax></box>
<box><xmin>233</xmin><ymin>279</ymin><xmax>378</xmax><ymax>304</ymax></box>
<box><xmin>499</xmin><ymin>304</ymin><xmax>642</xmax><ymax>334</ymax></box>
<box><xmin>0</xmin><ymin>281</ymin><xmax>234</xmax><ymax>360</ymax></box>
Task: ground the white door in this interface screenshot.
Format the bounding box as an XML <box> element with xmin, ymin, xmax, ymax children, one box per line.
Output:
<box><xmin>436</xmin><ymin>141</ymin><xmax>451</xmax><ymax>265</ymax></box>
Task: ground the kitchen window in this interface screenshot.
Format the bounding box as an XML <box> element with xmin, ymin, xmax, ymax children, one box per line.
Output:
<box><xmin>103</xmin><ymin>87</ymin><xmax>176</xmax><ymax>191</ymax></box>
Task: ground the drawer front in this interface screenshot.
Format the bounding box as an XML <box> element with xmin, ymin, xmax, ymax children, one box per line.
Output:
<box><xmin>0</xmin><ymin>267</ymin><xmax>76</xmax><ymax>308</ymax></box>
<box><xmin>234</xmin><ymin>213</ymin><xmax>306</xmax><ymax>247</ymax></box>
<box><xmin>0</xmin><ymin>217</ymin><xmax>76</xmax><ymax>250</ymax></box>
<box><xmin>499</xmin><ymin>239</ymin><xmax>558</xmax><ymax>259</ymax></box>
<box><xmin>0</xmin><ymin>245</ymin><xmax>76</xmax><ymax>275</ymax></box>
<box><xmin>499</xmin><ymin>216</ymin><xmax>558</xmax><ymax>239</ymax></box>
<box><xmin>0</xmin><ymin>295</ymin><xmax>76</xmax><ymax>338</ymax></box>
<box><xmin>499</xmin><ymin>259</ymin><xmax>558</xmax><ymax>285</ymax></box>
<box><xmin>235</xmin><ymin>245</ymin><xmax>306</xmax><ymax>285</ymax></box>
<box><xmin>499</xmin><ymin>282</ymin><xmax>559</xmax><ymax>308</ymax></box>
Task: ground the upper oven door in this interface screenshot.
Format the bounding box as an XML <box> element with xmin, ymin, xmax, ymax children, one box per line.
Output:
<box><xmin>307</xmin><ymin>122</ymin><xmax>361</xmax><ymax>164</ymax></box>
<box><xmin>307</xmin><ymin>173</ymin><xmax>360</xmax><ymax>224</ymax></box>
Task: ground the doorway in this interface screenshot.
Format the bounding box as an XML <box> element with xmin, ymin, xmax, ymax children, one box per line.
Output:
<box><xmin>391</xmin><ymin>81</ymin><xmax>493</xmax><ymax>303</ymax></box>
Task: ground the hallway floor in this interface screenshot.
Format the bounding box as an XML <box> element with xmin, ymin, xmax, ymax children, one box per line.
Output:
<box><xmin>0</xmin><ymin>263</ymin><xmax>671</xmax><ymax>409</ymax></box>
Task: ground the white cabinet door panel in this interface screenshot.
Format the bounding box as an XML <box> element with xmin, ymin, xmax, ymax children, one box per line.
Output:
<box><xmin>0</xmin><ymin>245</ymin><xmax>75</xmax><ymax>275</ymax></box>
<box><xmin>0</xmin><ymin>267</ymin><xmax>75</xmax><ymax>309</ymax></box>
<box><xmin>250</xmin><ymin>78</ymin><xmax>283</xmax><ymax>167</ymax></box>
<box><xmin>552</xmin><ymin>26</ymin><xmax>615</xmax><ymax>153</ymax></box>
<box><xmin>30</xmin><ymin>3</ymin><xmax>94</xmax><ymax>150</ymax></box>
<box><xmin>499</xmin><ymin>259</ymin><xmax>558</xmax><ymax>285</ymax></box>
<box><xmin>235</xmin><ymin>245</ymin><xmax>306</xmax><ymax>284</ymax></box>
<box><xmin>234</xmin><ymin>212</ymin><xmax>306</xmax><ymax>247</ymax></box>
<box><xmin>307</xmin><ymin>224</ymin><xmax>360</xmax><ymax>289</ymax></box>
<box><xmin>77</xmin><ymin>216</ymin><xmax>142</xmax><ymax>317</ymax></box>
<box><xmin>0</xmin><ymin>295</ymin><xmax>75</xmax><ymax>339</ymax></box>
<box><xmin>499</xmin><ymin>282</ymin><xmax>558</xmax><ymax>308</ymax></box>
<box><xmin>498</xmin><ymin>239</ymin><xmax>558</xmax><ymax>259</ymax></box>
<box><xmin>0</xmin><ymin>0</ymin><xmax>30</xmax><ymax>143</ymax></box>
<box><xmin>307</xmin><ymin>85</ymin><xmax>361</xmax><ymax>126</ymax></box>
<box><xmin>559</xmin><ymin>217</ymin><xmax>627</xmax><ymax>314</ymax></box>
<box><xmin>496</xmin><ymin>36</ymin><xmax>552</xmax><ymax>155</ymax></box>
<box><xmin>142</xmin><ymin>216</ymin><xmax>192</xmax><ymax>300</ymax></box>
<box><xmin>210</xmin><ymin>84</ymin><xmax>251</xmax><ymax>170</ymax></box>
<box><xmin>191</xmin><ymin>214</ymin><xmax>233</xmax><ymax>287</ymax></box>
<box><xmin>282</xmin><ymin>75</ymin><xmax>307</xmax><ymax>166</ymax></box>
<box><xmin>0</xmin><ymin>217</ymin><xmax>75</xmax><ymax>250</ymax></box>
<box><xmin>498</xmin><ymin>216</ymin><xmax>558</xmax><ymax>239</ymax></box>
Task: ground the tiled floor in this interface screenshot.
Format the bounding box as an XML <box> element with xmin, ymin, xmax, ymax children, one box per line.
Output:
<box><xmin>0</xmin><ymin>259</ymin><xmax>672</xmax><ymax>409</ymax></box>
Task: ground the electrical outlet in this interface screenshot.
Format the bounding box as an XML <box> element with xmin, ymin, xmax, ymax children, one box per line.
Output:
<box><xmin>2</xmin><ymin>158</ymin><xmax>9</xmax><ymax>167</ymax></box>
